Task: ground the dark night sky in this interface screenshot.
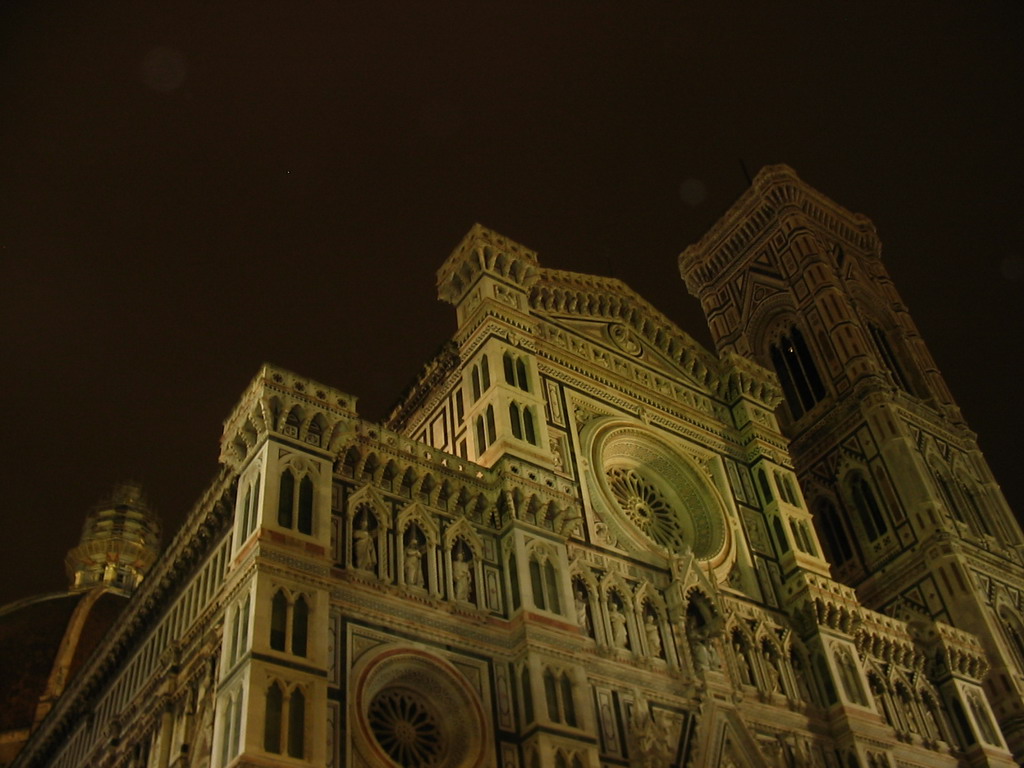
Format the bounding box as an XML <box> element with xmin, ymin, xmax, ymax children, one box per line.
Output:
<box><xmin>1</xmin><ymin>2</ymin><xmax>1021</xmax><ymax>606</ymax></box>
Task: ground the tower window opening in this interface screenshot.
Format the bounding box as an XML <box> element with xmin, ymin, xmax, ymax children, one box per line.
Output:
<box><xmin>850</xmin><ymin>474</ymin><xmax>888</xmax><ymax>541</ymax></box>
<box><xmin>486</xmin><ymin>405</ymin><xmax>496</xmax><ymax>443</ymax></box>
<box><xmin>771</xmin><ymin>327</ymin><xmax>826</xmax><ymax>419</ymax></box>
<box><xmin>510</xmin><ymin>403</ymin><xmax>523</xmax><ymax>439</ymax></box>
<box><xmin>869</xmin><ymin>324</ymin><xmax>913</xmax><ymax>394</ymax></box>
<box><xmin>481</xmin><ymin>355</ymin><xmax>491</xmax><ymax>390</ymax></box>
<box><xmin>523</xmin><ymin>407</ymin><xmax>537</xmax><ymax>445</ymax></box>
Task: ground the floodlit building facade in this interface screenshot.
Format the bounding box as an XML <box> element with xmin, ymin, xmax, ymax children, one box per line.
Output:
<box><xmin>7</xmin><ymin>166</ymin><xmax>1023</xmax><ymax>768</ymax></box>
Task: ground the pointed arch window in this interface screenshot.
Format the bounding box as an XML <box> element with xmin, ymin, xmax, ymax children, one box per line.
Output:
<box><xmin>271</xmin><ymin>591</ymin><xmax>287</xmax><ymax>651</ymax></box>
<box><xmin>542</xmin><ymin>668</ymin><xmax>577</xmax><ymax>726</ymax></box>
<box><xmin>241</xmin><ymin>486</ymin><xmax>252</xmax><ymax>543</ymax></box>
<box><xmin>480</xmin><ymin>355</ymin><xmax>491</xmax><ymax>390</ymax></box>
<box><xmin>757</xmin><ymin>468</ymin><xmax>773</xmax><ymax>503</ymax></box>
<box><xmin>278</xmin><ymin>470</ymin><xmax>295</xmax><ymax>528</ymax></box>
<box><xmin>523</xmin><ymin>407</ymin><xmax>537</xmax><ymax>445</ymax></box>
<box><xmin>960</xmin><ymin>480</ymin><xmax>992</xmax><ymax>537</ymax></box>
<box><xmin>283</xmin><ymin>409</ymin><xmax>301</xmax><ymax>438</ymax></box>
<box><xmin>770</xmin><ymin>326</ymin><xmax>826</xmax><ymax>419</ymax></box>
<box><xmin>869</xmin><ymin>324</ymin><xmax>912</xmax><ymax>394</ymax></box>
<box><xmin>772</xmin><ymin>516</ymin><xmax>790</xmax><ymax>554</ymax></box>
<box><xmin>485</xmin><ymin>405</ymin><xmax>496</xmax><ymax>443</ymax></box>
<box><xmin>849</xmin><ymin>473</ymin><xmax>888</xmax><ymax>541</ymax></box>
<box><xmin>528</xmin><ymin>551</ymin><xmax>561</xmax><ymax>614</ymax></box>
<box><xmin>935</xmin><ymin>470</ymin><xmax>966</xmax><ymax>525</ymax></box>
<box><xmin>287</xmin><ymin>689</ymin><xmax>305</xmax><ymax>758</ymax></box>
<box><xmin>529</xmin><ymin>557</ymin><xmax>545</xmax><ymax>610</ymax></box>
<box><xmin>475</xmin><ymin>416</ymin><xmax>486</xmax><ymax>455</ymax></box>
<box><xmin>264</xmin><ymin>683</ymin><xmax>283</xmax><ymax>753</ymax></box>
<box><xmin>516</xmin><ymin>358</ymin><xmax>529</xmax><ymax>391</ymax></box>
<box><xmin>471</xmin><ymin>366</ymin><xmax>481</xmax><ymax>401</ymax></box>
<box><xmin>292</xmin><ymin>596</ymin><xmax>308</xmax><ymax>657</ymax></box>
<box><xmin>543</xmin><ymin>669</ymin><xmax>560</xmax><ymax>722</ymax></box>
<box><xmin>504</xmin><ymin>352</ymin><xmax>516</xmax><ymax>385</ymax></box>
<box><xmin>560</xmin><ymin>674</ymin><xmax>577</xmax><ymax>726</ymax></box>
<box><xmin>298</xmin><ymin>476</ymin><xmax>313</xmax><ymax>535</ymax></box>
<box><xmin>263</xmin><ymin>682</ymin><xmax>306</xmax><ymax>757</ymax></box>
<box><xmin>245</xmin><ymin>474</ymin><xmax>261</xmax><ymax>539</ymax></box>
<box><xmin>509</xmin><ymin>403</ymin><xmax>523</xmax><ymax>439</ymax></box>
<box><xmin>520</xmin><ymin>665</ymin><xmax>534</xmax><ymax>723</ymax></box>
<box><xmin>543</xmin><ymin>559</ymin><xmax>561</xmax><ymax>613</ymax></box>
<box><xmin>508</xmin><ymin>551</ymin><xmax>521</xmax><ymax>610</ymax></box>
<box><xmin>277</xmin><ymin>469</ymin><xmax>314</xmax><ymax>535</ymax></box>
<box><xmin>270</xmin><ymin>589</ymin><xmax>310</xmax><ymax>657</ymax></box>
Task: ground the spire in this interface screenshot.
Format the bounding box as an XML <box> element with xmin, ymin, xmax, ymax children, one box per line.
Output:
<box><xmin>64</xmin><ymin>482</ymin><xmax>161</xmax><ymax>595</ymax></box>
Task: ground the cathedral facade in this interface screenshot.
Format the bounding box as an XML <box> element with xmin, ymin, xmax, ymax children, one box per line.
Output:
<box><xmin>9</xmin><ymin>166</ymin><xmax>1023</xmax><ymax>768</ymax></box>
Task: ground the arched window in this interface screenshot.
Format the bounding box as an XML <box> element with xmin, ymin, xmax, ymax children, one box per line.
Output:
<box><xmin>521</xmin><ymin>666</ymin><xmax>534</xmax><ymax>723</ymax></box>
<box><xmin>772</xmin><ymin>517</ymin><xmax>789</xmax><ymax>553</ymax></box>
<box><xmin>560</xmin><ymin>674</ymin><xmax>576</xmax><ymax>726</ymax></box>
<box><xmin>516</xmin><ymin>358</ymin><xmax>529</xmax><ymax>391</ymax></box>
<box><xmin>849</xmin><ymin>474</ymin><xmax>888</xmax><ymax>541</ymax></box>
<box><xmin>790</xmin><ymin>519</ymin><xmax>806</xmax><ymax>553</ymax></box>
<box><xmin>775</xmin><ymin>471</ymin><xmax>791</xmax><ymax>504</ymax></box>
<box><xmin>508</xmin><ymin>552</ymin><xmax>521</xmax><ymax>610</ymax></box>
<box><xmin>471</xmin><ymin>366</ymin><xmax>481</xmax><ymax>401</ymax></box>
<box><xmin>287</xmin><ymin>688</ymin><xmax>305</xmax><ymax>757</ymax></box>
<box><xmin>251</xmin><ymin>474</ymin><xmax>261</xmax><ymax>536</ymax></box>
<box><xmin>770</xmin><ymin>326</ymin><xmax>826</xmax><ymax>419</ymax></box>
<box><xmin>529</xmin><ymin>557</ymin><xmax>545</xmax><ymax>609</ymax></box>
<box><xmin>241</xmin><ymin>486</ymin><xmax>252</xmax><ymax>542</ymax></box>
<box><xmin>800</xmin><ymin>522</ymin><xmax>817</xmax><ymax>556</ymax></box>
<box><xmin>230</xmin><ymin>605</ymin><xmax>242</xmax><ymax>665</ymax></box>
<box><xmin>509</xmin><ymin>403</ymin><xmax>523</xmax><ymax>439</ymax></box>
<box><xmin>220</xmin><ymin>697</ymin><xmax>234</xmax><ymax>767</ymax></box>
<box><xmin>934</xmin><ymin>469</ymin><xmax>965</xmax><ymax>525</ymax></box>
<box><xmin>485</xmin><ymin>405</ymin><xmax>496</xmax><ymax>443</ymax></box>
<box><xmin>227</xmin><ymin>690</ymin><xmax>244</xmax><ymax>760</ymax></box>
<box><xmin>757</xmin><ymin>468</ymin><xmax>773</xmax><ymax>503</ymax></box>
<box><xmin>284</xmin><ymin>408</ymin><xmax>301</xmax><ymax>437</ymax></box>
<box><xmin>292</xmin><ymin>597</ymin><xmax>308</xmax><ymax>657</ymax></box>
<box><xmin>480</xmin><ymin>355</ymin><xmax>491</xmax><ymax>390</ymax></box>
<box><xmin>475</xmin><ymin>416</ymin><xmax>486</xmax><ymax>454</ymax></box>
<box><xmin>869</xmin><ymin>324</ymin><xmax>912</xmax><ymax>394</ymax></box>
<box><xmin>271</xmin><ymin>591</ymin><xmax>287</xmax><ymax>651</ymax></box>
<box><xmin>543</xmin><ymin>559</ymin><xmax>561</xmax><ymax>614</ymax></box>
<box><xmin>816</xmin><ymin>500</ymin><xmax>854</xmax><ymax>564</ymax></box>
<box><xmin>298</xmin><ymin>476</ymin><xmax>313</xmax><ymax>535</ymax></box>
<box><xmin>264</xmin><ymin>683</ymin><xmax>283</xmax><ymax>753</ymax></box>
<box><xmin>960</xmin><ymin>481</ymin><xmax>992</xmax><ymax>536</ymax></box>
<box><xmin>503</xmin><ymin>352</ymin><xmax>515</xmax><ymax>385</ymax></box>
<box><xmin>307</xmin><ymin>416</ymin><xmax>324</xmax><ymax>446</ymax></box>
<box><xmin>278</xmin><ymin>470</ymin><xmax>295</xmax><ymax>528</ymax></box>
<box><xmin>527</xmin><ymin>552</ymin><xmax>561</xmax><ymax>614</ymax></box>
<box><xmin>523</xmin><ymin>407</ymin><xmax>537</xmax><ymax>445</ymax></box>
<box><xmin>543</xmin><ymin>669</ymin><xmax>560</xmax><ymax>722</ymax></box>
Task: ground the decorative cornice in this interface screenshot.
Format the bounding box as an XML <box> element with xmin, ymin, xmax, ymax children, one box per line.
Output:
<box><xmin>437</xmin><ymin>223</ymin><xmax>541</xmax><ymax>305</ymax></box>
<box><xmin>678</xmin><ymin>164</ymin><xmax>881</xmax><ymax>294</ymax></box>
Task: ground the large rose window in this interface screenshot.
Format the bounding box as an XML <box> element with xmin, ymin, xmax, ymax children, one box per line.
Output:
<box><xmin>353</xmin><ymin>647</ymin><xmax>489</xmax><ymax>768</ymax></box>
<box><xmin>368</xmin><ymin>688</ymin><xmax>445</xmax><ymax>766</ymax></box>
<box><xmin>582</xmin><ymin>419</ymin><xmax>732</xmax><ymax>568</ymax></box>
<box><xmin>606</xmin><ymin>466</ymin><xmax>686</xmax><ymax>550</ymax></box>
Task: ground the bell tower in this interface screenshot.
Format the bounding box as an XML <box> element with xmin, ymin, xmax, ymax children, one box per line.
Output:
<box><xmin>680</xmin><ymin>165</ymin><xmax>1024</xmax><ymax>759</ymax></box>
